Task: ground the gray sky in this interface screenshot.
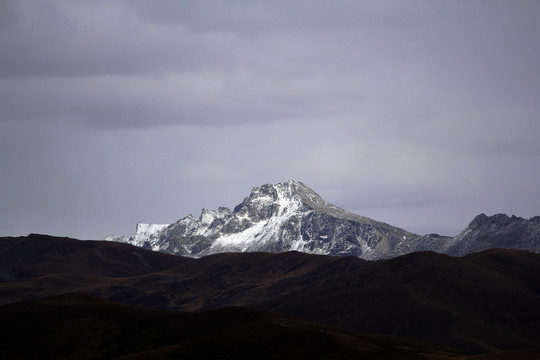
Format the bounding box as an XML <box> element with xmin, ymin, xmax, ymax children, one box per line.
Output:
<box><xmin>1</xmin><ymin>0</ymin><xmax>540</xmax><ymax>239</ymax></box>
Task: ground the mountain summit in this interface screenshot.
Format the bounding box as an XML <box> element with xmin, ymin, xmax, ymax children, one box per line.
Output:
<box><xmin>106</xmin><ymin>180</ymin><xmax>540</xmax><ymax>259</ymax></box>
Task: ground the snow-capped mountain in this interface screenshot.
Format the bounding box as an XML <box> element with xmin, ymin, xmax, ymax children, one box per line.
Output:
<box><xmin>107</xmin><ymin>180</ymin><xmax>448</xmax><ymax>259</ymax></box>
<box><xmin>106</xmin><ymin>180</ymin><xmax>540</xmax><ymax>259</ymax></box>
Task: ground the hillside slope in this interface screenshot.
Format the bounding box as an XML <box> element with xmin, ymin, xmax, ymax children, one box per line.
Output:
<box><xmin>2</xmin><ymin>234</ymin><xmax>540</xmax><ymax>353</ymax></box>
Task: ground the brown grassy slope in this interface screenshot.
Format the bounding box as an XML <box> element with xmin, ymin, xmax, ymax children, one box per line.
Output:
<box><xmin>110</xmin><ymin>249</ymin><xmax>540</xmax><ymax>353</ymax></box>
<box><xmin>0</xmin><ymin>293</ymin><xmax>473</xmax><ymax>360</ymax></box>
<box><xmin>1</xmin><ymin>234</ymin><xmax>540</xmax><ymax>354</ymax></box>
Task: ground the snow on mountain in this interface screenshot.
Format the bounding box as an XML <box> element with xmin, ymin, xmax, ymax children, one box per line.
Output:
<box><xmin>105</xmin><ymin>223</ymin><xmax>169</xmax><ymax>250</ymax></box>
<box><xmin>105</xmin><ymin>180</ymin><xmax>540</xmax><ymax>259</ymax></box>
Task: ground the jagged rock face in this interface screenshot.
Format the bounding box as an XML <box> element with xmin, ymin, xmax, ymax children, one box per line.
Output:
<box><xmin>105</xmin><ymin>180</ymin><xmax>540</xmax><ymax>259</ymax></box>
<box><xmin>105</xmin><ymin>223</ymin><xmax>168</xmax><ymax>250</ymax></box>
<box><xmin>444</xmin><ymin>213</ymin><xmax>540</xmax><ymax>256</ymax></box>
<box><xmin>108</xmin><ymin>180</ymin><xmax>437</xmax><ymax>259</ymax></box>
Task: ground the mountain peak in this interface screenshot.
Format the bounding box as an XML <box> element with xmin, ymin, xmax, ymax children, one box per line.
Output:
<box><xmin>246</xmin><ymin>180</ymin><xmax>316</xmax><ymax>200</ymax></box>
<box><xmin>233</xmin><ymin>180</ymin><xmax>326</xmax><ymax>215</ymax></box>
<box><xmin>445</xmin><ymin>213</ymin><xmax>540</xmax><ymax>256</ymax></box>
<box><xmin>274</xmin><ymin>180</ymin><xmax>326</xmax><ymax>206</ymax></box>
<box><xmin>469</xmin><ymin>213</ymin><xmax>524</xmax><ymax>228</ymax></box>
<box><xmin>226</xmin><ymin>180</ymin><xmax>333</xmax><ymax>227</ymax></box>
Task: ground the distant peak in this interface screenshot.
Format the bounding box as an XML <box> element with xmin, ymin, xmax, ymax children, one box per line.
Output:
<box><xmin>248</xmin><ymin>180</ymin><xmax>323</xmax><ymax>203</ymax></box>
<box><xmin>274</xmin><ymin>180</ymin><xmax>311</xmax><ymax>192</ymax></box>
<box><xmin>229</xmin><ymin>180</ymin><xmax>326</xmax><ymax>219</ymax></box>
<box><xmin>469</xmin><ymin>213</ymin><xmax>523</xmax><ymax>228</ymax></box>
<box><xmin>279</xmin><ymin>179</ymin><xmax>308</xmax><ymax>187</ymax></box>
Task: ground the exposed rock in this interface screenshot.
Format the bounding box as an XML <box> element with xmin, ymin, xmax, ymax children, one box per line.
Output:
<box><xmin>444</xmin><ymin>213</ymin><xmax>540</xmax><ymax>256</ymax></box>
<box><xmin>106</xmin><ymin>180</ymin><xmax>540</xmax><ymax>259</ymax></box>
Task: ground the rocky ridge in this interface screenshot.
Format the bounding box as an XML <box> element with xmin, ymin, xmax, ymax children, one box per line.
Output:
<box><xmin>443</xmin><ymin>213</ymin><xmax>540</xmax><ymax>256</ymax></box>
<box><xmin>106</xmin><ymin>180</ymin><xmax>540</xmax><ymax>259</ymax></box>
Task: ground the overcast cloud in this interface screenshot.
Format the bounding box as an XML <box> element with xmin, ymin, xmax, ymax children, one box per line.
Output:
<box><xmin>1</xmin><ymin>0</ymin><xmax>540</xmax><ymax>239</ymax></box>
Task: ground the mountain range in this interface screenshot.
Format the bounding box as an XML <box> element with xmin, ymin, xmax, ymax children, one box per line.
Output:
<box><xmin>106</xmin><ymin>180</ymin><xmax>540</xmax><ymax>259</ymax></box>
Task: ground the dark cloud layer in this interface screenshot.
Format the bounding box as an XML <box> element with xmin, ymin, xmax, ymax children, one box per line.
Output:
<box><xmin>1</xmin><ymin>0</ymin><xmax>539</xmax><ymax>239</ymax></box>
